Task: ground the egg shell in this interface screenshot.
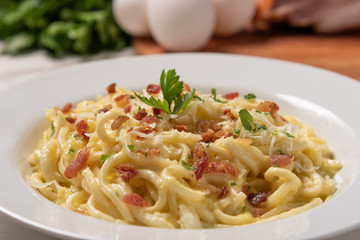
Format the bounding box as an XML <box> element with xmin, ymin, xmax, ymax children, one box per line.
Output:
<box><xmin>112</xmin><ymin>0</ymin><xmax>150</xmax><ymax>37</ymax></box>
<box><xmin>213</xmin><ymin>0</ymin><xmax>256</xmax><ymax>36</ymax></box>
<box><xmin>147</xmin><ymin>0</ymin><xmax>215</xmax><ymax>51</ymax></box>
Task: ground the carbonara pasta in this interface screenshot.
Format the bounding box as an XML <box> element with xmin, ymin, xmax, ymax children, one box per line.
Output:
<box><xmin>28</xmin><ymin>69</ymin><xmax>342</xmax><ymax>228</ymax></box>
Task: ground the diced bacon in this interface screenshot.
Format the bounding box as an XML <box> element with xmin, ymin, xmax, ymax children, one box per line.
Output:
<box><xmin>115</xmin><ymin>164</ymin><xmax>138</xmax><ymax>182</ymax></box>
<box><xmin>152</xmin><ymin>108</ymin><xmax>162</xmax><ymax>115</ymax></box>
<box><xmin>270</xmin><ymin>154</ymin><xmax>293</xmax><ymax>168</ymax></box>
<box><xmin>135</xmin><ymin>147</ymin><xmax>161</xmax><ymax>157</ymax></box>
<box><xmin>172</xmin><ymin>115</ymin><xmax>193</xmax><ymax>125</ymax></box>
<box><xmin>61</xmin><ymin>103</ymin><xmax>72</xmax><ymax>113</ymax></box>
<box><xmin>280</xmin><ymin>115</ymin><xmax>288</xmax><ymax>123</ymax></box>
<box><xmin>135</xmin><ymin>126</ymin><xmax>156</xmax><ymax>135</ymax></box>
<box><xmin>201</xmin><ymin>129</ymin><xmax>215</xmax><ymax>143</ymax></box>
<box><xmin>124</xmin><ymin>104</ymin><xmax>132</xmax><ymax>114</ymax></box>
<box><xmin>249</xmin><ymin>206</ymin><xmax>268</xmax><ymax>218</ymax></box>
<box><xmin>218</xmin><ymin>186</ymin><xmax>230</xmax><ymax>199</ymax></box>
<box><xmin>173</xmin><ymin>125</ymin><xmax>188</xmax><ymax>132</ymax></box>
<box><xmin>223</xmin><ymin>109</ymin><xmax>236</xmax><ymax>120</ymax></box>
<box><xmin>111</xmin><ymin>115</ymin><xmax>129</xmax><ymax>130</ymax></box>
<box><xmin>114</xmin><ymin>94</ymin><xmax>131</xmax><ymax>108</ymax></box>
<box><xmin>196</xmin><ymin>120</ymin><xmax>222</xmax><ymax>133</ymax></box>
<box><xmin>64</xmin><ymin>147</ymin><xmax>91</xmax><ymax>179</ymax></box>
<box><xmin>224</xmin><ymin>92</ymin><xmax>239</xmax><ymax>100</ymax></box>
<box><xmin>146</xmin><ymin>84</ymin><xmax>161</xmax><ymax>94</ymax></box>
<box><xmin>65</xmin><ymin>117</ymin><xmax>76</xmax><ymax>124</ymax></box>
<box><xmin>256</xmin><ymin>101</ymin><xmax>279</xmax><ymax>118</ymax></box>
<box><xmin>76</xmin><ymin>120</ymin><xmax>89</xmax><ymax>140</ymax></box>
<box><xmin>206</xmin><ymin>160</ymin><xmax>238</xmax><ymax>177</ymax></box>
<box><xmin>106</xmin><ymin>83</ymin><xmax>116</xmax><ymax>94</ymax></box>
<box><xmin>248</xmin><ymin>192</ymin><xmax>268</xmax><ymax>207</ymax></box>
<box><xmin>142</xmin><ymin>115</ymin><xmax>159</xmax><ymax>124</ymax></box>
<box><xmin>98</xmin><ymin>104</ymin><xmax>112</xmax><ymax>113</ymax></box>
<box><xmin>183</xmin><ymin>83</ymin><xmax>191</xmax><ymax>92</ymax></box>
<box><xmin>122</xmin><ymin>193</ymin><xmax>148</xmax><ymax>207</ymax></box>
<box><xmin>193</xmin><ymin>144</ymin><xmax>209</xmax><ymax>180</ymax></box>
<box><xmin>72</xmin><ymin>209</ymin><xmax>86</xmax><ymax>215</ymax></box>
<box><xmin>134</xmin><ymin>109</ymin><xmax>147</xmax><ymax>120</ymax></box>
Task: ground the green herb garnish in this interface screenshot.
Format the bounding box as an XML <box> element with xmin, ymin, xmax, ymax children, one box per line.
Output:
<box><xmin>272</xmin><ymin>164</ymin><xmax>280</xmax><ymax>168</ymax></box>
<box><xmin>211</xmin><ymin>88</ymin><xmax>228</xmax><ymax>103</ymax></box>
<box><xmin>68</xmin><ymin>146</ymin><xmax>75</xmax><ymax>155</ymax></box>
<box><xmin>115</xmin><ymin>191</ymin><xmax>120</xmax><ymax>197</ymax></box>
<box><xmin>230</xmin><ymin>182</ymin><xmax>237</xmax><ymax>186</ymax></box>
<box><xmin>241</xmin><ymin>206</ymin><xmax>247</xmax><ymax>213</ymax></box>
<box><xmin>282</xmin><ymin>130</ymin><xmax>295</xmax><ymax>138</ymax></box>
<box><xmin>239</xmin><ymin>109</ymin><xmax>253</xmax><ymax>131</ymax></box>
<box><xmin>206</xmin><ymin>143</ymin><xmax>211</xmax><ymax>148</ymax></box>
<box><xmin>127</xmin><ymin>145</ymin><xmax>135</xmax><ymax>152</ymax></box>
<box><xmin>51</xmin><ymin>121</ymin><xmax>55</xmax><ymax>137</ymax></box>
<box><xmin>100</xmin><ymin>152</ymin><xmax>116</xmax><ymax>164</ymax></box>
<box><xmin>134</xmin><ymin>69</ymin><xmax>195</xmax><ymax>114</ymax></box>
<box><xmin>277</xmin><ymin>150</ymin><xmax>286</xmax><ymax>155</ymax></box>
<box><xmin>244</xmin><ymin>93</ymin><xmax>256</xmax><ymax>100</ymax></box>
<box><xmin>233</xmin><ymin>129</ymin><xmax>241</xmax><ymax>137</ymax></box>
<box><xmin>253</xmin><ymin>123</ymin><xmax>268</xmax><ymax>132</ymax></box>
<box><xmin>194</xmin><ymin>96</ymin><xmax>204</xmax><ymax>102</ymax></box>
<box><xmin>181</xmin><ymin>160</ymin><xmax>195</xmax><ymax>171</ymax></box>
<box><xmin>247</xmin><ymin>185</ymin><xmax>251</xmax><ymax>192</ymax></box>
<box><xmin>74</xmin><ymin>133</ymin><xmax>84</xmax><ymax>140</ymax></box>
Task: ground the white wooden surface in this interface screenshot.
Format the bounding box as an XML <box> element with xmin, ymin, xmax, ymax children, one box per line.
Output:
<box><xmin>0</xmin><ymin>44</ymin><xmax>359</xmax><ymax>240</ymax></box>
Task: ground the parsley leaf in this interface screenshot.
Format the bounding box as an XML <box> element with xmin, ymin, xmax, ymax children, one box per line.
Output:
<box><xmin>253</xmin><ymin>123</ymin><xmax>268</xmax><ymax>132</ymax></box>
<box><xmin>100</xmin><ymin>152</ymin><xmax>116</xmax><ymax>164</ymax></box>
<box><xmin>51</xmin><ymin>121</ymin><xmax>55</xmax><ymax>137</ymax></box>
<box><xmin>68</xmin><ymin>146</ymin><xmax>75</xmax><ymax>155</ymax></box>
<box><xmin>272</xmin><ymin>164</ymin><xmax>280</xmax><ymax>168</ymax></box>
<box><xmin>230</xmin><ymin>182</ymin><xmax>237</xmax><ymax>186</ymax></box>
<box><xmin>181</xmin><ymin>160</ymin><xmax>195</xmax><ymax>171</ymax></box>
<box><xmin>211</xmin><ymin>88</ymin><xmax>228</xmax><ymax>103</ymax></box>
<box><xmin>134</xmin><ymin>69</ymin><xmax>195</xmax><ymax>114</ymax></box>
<box><xmin>239</xmin><ymin>109</ymin><xmax>253</xmax><ymax>131</ymax></box>
<box><xmin>241</xmin><ymin>206</ymin><xmax>247</xmax><ymax>213</ymax></box>
<box><xmin>127</xmin><ymin>145</ymin><xmax>135</xmax><ymax>152</ymax></box>
<box><xmin>193</xmin><ymin>96</ymin><xmax>204</xmax><ymax>102</ymax></box>
<box><xmin>244</xmin><ymin>93</ymin><xmax>256</xmax><ymax>100</ymax></box>
<box><xmin>277</xmin><ymin>150</ymin><xmax>286</xmax><ymax>155</ymax></box>
<box><xmin>282</xmin><ymin>130</ymin><xmax>295</xmax><ymax>138</ymax></box>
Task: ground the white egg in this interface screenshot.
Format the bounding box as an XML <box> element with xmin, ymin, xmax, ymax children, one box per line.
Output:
<box><xmin>213</xmin><ymin>0</ymin><xmax>256</xmax><ymax>36</ymax></box>
<box><xmin>147</xmin><ymin>0</ymin><xmax>215</xmax><ymax>51</ymax></box>
<box><xmin>112</xmin><ymin>0</ymin><xmax>150</xmax><ymax>37</ymax></box>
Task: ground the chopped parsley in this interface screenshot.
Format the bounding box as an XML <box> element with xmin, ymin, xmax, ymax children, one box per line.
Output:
<box><xmin>272</xmin><ymin>164</ymin><xmax>280</xmax><ymax>168</ymax></box>
<box><xmin>156</xmin><ymin>115</ymin><xmax>163</xmax><ymax>119</ymax></box>
<box><xmin>230</xmin><ymin>182</ymin><xmax>237</xmax><ymax>186</ymax></box>
<box><xmin>233</xmin><ymin>129</ymin><xmax>241</xmax><ymax>136</ymax></box>
<box><xmin>247</xmin><ymin>185</ymin><xmax>251</xmax><ymax>192</ymax></box>
<box><xmin>282</xmin><ymin>130</ymin><xmax>295</xmax><ymax>138</ymax></box>
<box><xmin>100</xmin><ymin>152</ymin><xmax>116</xmax><ymax>164</ymax></box>
<box><xmin>115</xmin><ymin>191</ymin><xmax>120</xmax><ymax>197</ymax></box>
<box><xmin>241</xmin><ymin>205</ymin><xmax>247</xmax><ymax>213</ymax></box>
<box><xmin>51</xmin><ymin>121</ymin><xmax>55</xmax><ymax>137</ymax></box>
<box><xmin>238</xmin><ymin>109</ymin><xmax>253</xmax><ymax>131</ymax></box>
<box><xmin>127</xmin><ymin>145</ymin><xmax>136</xmax><ymax>152</ymax></box>
<box><xmin>74</xmin><ymin>133</ymin><xmax>84</xmax><ymax>140</ymax></box>
<box><xmin>244</xmin><ymin>93</ymin><xmax>256</xmax><ymax>100</ymax></box>
<box><xmin>253</xmin><ymin>123</ymin><xmax>268</xmax><ymax>132</ymax></box>
<box><xmin>211</xmin><ymin>88</ymin><xmax>228</xmax><ymax>103</ymax></box>
<box><xmin>134</xmin><ymin>69</ymin><xmax>196</xmax><ymax>114</ymax></box>
<box><xmin>277</xmin><ymin>150</ymin><xmax>286</xmax><ymax>155</ymax></box>
<box><xmin>206</xmin><ymin>143</ymin><xmax>211</xmax><ymax>148</ymax></box>
<box><xmin>68</xmin><ymin>146</ymin><xmax>75</xmax><ymax>155</ymax></box>
<box><xmin>181</xmin><ymin>160</ymin><xmax>195</xmax><ymax>171</ymax></box>
<box><xmin>264</xmin><ymin>112</ymin><xmax>270</xmax><ymax>116</ymax></box>
<box><xmin>193</xmin><ymin>95</ymin><xmax>204</xmax><ymax>102</ymax></box>
<box><xmin>272</xmin><ymin>130</ymin><xmax>279</xmax><ymax>136</ymax></box>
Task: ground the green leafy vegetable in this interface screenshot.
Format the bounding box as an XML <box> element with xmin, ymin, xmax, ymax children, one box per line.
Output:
<box><xmin>181</xmin><ymin>160</ymin><xmax>195</xmax><ymax>171</ymax></box>
<box><xmin>68</xmin><ymin>146</ymin><xmax>75</xmax><ymax>155</ymax></box>
<box><xmin>211</xmin><ymin>88</ymin><xmax>228</xmax><ymax>103</ymax></box>
<box><xmin>0</xmin><ymin>0</ymin><xmax>130</xmax><ymax>57</ymax></box>
<box><xmin>100</xmin><ymin>152</ymin><xmax>116</xmax><ymax>164</ymax></box>
<box><xmin>51</xmin><ymin>121</ymin><xmax>55</xmax><ymax>137</ymax></box>
<box><xmin>134</xmin><ymin>69</ymin><xmax>196</xmax><ymax>114</ymax></box>
<box><xmin>253</xmin><ymin>123</ymin><xmax>268</xmax><ymax>132</ymax></box>
<box><xmin>230</xmin><ymin>182</ymin><xmax>237</xmax><ymax>186</ymax></box>
<box><xmin>239</xmin><ymin>109</ymin><xmax>253</xmax><ymax>131</ymax></box>
<box><xmin>277</xmin><ymin>150</ymin><xmax>286</xmax><ymax>155</ymax></box>
<box><xmin>127</xmin><ymin>145</ymin><xmax>135</xmax><ymax>152</ymax></box>
<box><xmin>282</xmin><ymin>130</ymin><xmax>295</xmax><ymax>138</ymax></box>
<box><xmin>244</xmin><ymin>93</ymin><xmax>256</xmax><ymax>100</ymax></box>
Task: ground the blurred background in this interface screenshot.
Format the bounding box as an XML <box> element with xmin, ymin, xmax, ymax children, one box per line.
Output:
<box><xmin>0</xmin><ymin>0</ymin><xmax>359</xmax><ymax>85</ymax></box>
<box><xmin>0</xmin><ymin>0</ymin><xmax>359</xmax><ymax>239</ymax></box>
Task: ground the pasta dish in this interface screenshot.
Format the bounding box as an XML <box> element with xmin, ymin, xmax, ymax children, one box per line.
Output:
<box><xmin>27</xmin><ymin>69</ymin><xmax>342</xmax><ymax>228</ymax></box>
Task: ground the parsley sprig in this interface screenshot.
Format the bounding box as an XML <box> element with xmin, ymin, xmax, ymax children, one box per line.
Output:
<box><xmin>239</xmin><ymin>109</ymin><xmax>267</xmax><ymax>132</ymax></box>
<box><xmin>134</xmin><ymin>69</ymin><xmax>195</xmax><ymax>114</ymax></box>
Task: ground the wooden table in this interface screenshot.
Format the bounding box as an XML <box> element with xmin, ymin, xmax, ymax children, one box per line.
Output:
<box><xmin>134</xmin><ymin>33</ymin><xmax>360</xmax><ymax>81</ymax></box>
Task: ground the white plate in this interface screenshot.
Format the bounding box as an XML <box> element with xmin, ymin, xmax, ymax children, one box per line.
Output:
<box><xmin>0</xmin><ymin>53</ymin><xmax>359</xmax><ymax>240</ymax></box>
